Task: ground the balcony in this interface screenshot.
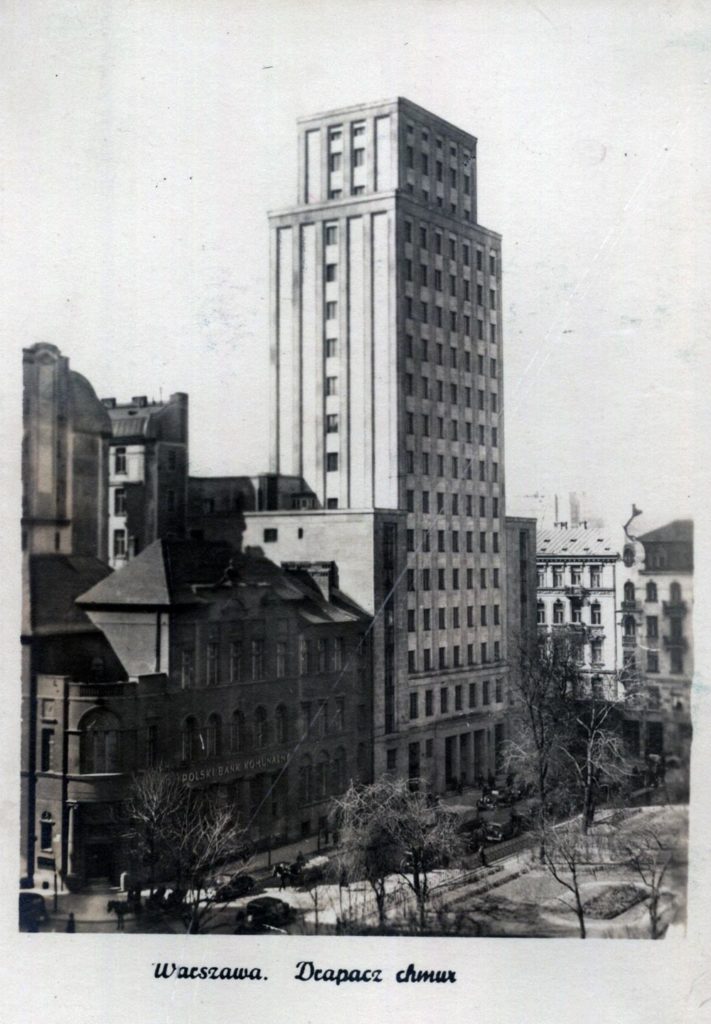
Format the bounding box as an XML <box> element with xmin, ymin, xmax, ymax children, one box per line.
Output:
<box><xmin>663</xmin><ymin>600</ymin><xmax>688</xmax><ymax>617</ymax></box>
<box><xmin>621</xmin><ymin>600</ymin><xmax>641</xmax><ymax>613</ymax></box>
<box><xmin>565</xmin><ymin>585</ymin><xmax>589</xmax><ymax>601</ymax></box>
<box><xmin>622</xmin><ymin>634</ymin><xmax>637</xmax><ymax>647</ymax></box>
<box><xmin>663</xmin><ymin>635</ymin><xmax>689</xmax><ymax>651</ymax></box>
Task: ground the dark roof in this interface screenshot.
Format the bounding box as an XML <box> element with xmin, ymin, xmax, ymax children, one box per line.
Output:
<box><xmin>77</xmin><ymin>539</ymin><xmax>234</xmax><ymax>606</ymax></box>
<box><xmin>77</xmin><ymin>540</ymin><xmax>369</xmax><ymax>624</ymax></box>
<box><xmin>108</xmin><ymin>403</ymin><xmax>166</xmax><ymax>441</ymax></box>
<box><xmin>29</xmin><ymin>555</ymin><xmax>113</xmax><ymax>635</ymax></box>
<box><xmin>638</xmin><ymin>520</ymin><xmax>693</xmax><ymax>544</ymax></box>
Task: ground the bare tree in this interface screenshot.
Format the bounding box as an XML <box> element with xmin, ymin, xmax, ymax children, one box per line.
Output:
<box><xmin>539</xmin><ymin>826</ymin><xmax>589</xmax><ymax>938</ymax></box>
<box><xmin>392</xmin><ymin>788</ymin><xmax>464</xmax><ymax>931</ymax></box>
<box><xmin>503</xmin><ymin>634</ymin><xmax>581</xmax><ymax>844</ymax></box>
<box><xmin>170</xmin><ymin>789</ymin><xmax>253</xmax><ymax>934</ymax></box>
<box><xmin>332</xmin><ymin>781</ymin><xmax>403</xmax><ymax>931</ymax></box>
<box><xmin>621</xmin><ymin>823</ymin><xmax>679</xmax><ymax>938</ymax></box>
<box><xmin>332</xmin><ymin>779</ymin><xmax>464</xmax><ymax>933</ymax></box>
<box><xmin>561</xmin><ymin>699</ymin><xmax>634</xmax><ymax>832</ymax></box>
<box><xmin>121</xmin><ymin>768</ymin><xmax>186</xmax><ymax>892</ymax></box>
<box><xmin>122</xmin><ymin>769</ymin><xmax>253</xmax><ymax>934</ymax></box>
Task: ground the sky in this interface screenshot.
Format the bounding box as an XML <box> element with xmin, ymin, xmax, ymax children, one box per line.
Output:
<box><xmin>4</xmin><ymin>0</ymin><xmax>709</xmax><ymax>533</ymax></box>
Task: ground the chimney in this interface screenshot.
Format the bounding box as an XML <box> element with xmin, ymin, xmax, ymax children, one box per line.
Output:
<box><xmin>101</xmin><ymin>397</ymin><xmax>116</xmax><ymax>409</ymax></box>
<box><xmin>132</xmin><ymin>396</ymin><xmax>148</xmax><ymax>408</ymax></box>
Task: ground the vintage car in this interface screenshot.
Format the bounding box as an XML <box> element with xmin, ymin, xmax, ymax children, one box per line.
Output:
<box><xmin>234</xmin><ymin>896</ymin><xmax>295</xmax><ymax>933</ymax></box>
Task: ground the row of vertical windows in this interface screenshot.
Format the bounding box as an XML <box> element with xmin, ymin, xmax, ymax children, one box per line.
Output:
<box><xmin>406</xmin><ymin>566</ymin><xmax>501</xmax><ymax>590</ymax></box>
<box><xmin>537</xmin><ymin>601</ymin><xmax>603</xmax><ymax>626</ymax></box>
<box><xmin>407</xmin><ymin>605</ymin><xmax>501</xmax><ymax>630</ymax></box>
<box><xmin>404</xmin><ymin>490</ymin><xmax>499</xmax><ymax>518</ymax></box>
<box><xmin>405</xmin><ymin>386</ymin><xmax>499</xmax><ymax>414</ymax></box>
<box><xmin>409</xmin><ymin>678</ymin><xmax>504</xmax><ymax>719</ymax></box>
<box><xmin>404</xmin><ymin>371</ymin><xmax>499</xmax><ymax>400</ymax></box>
<box><xmin>404</xmin><ymin>333</ymin><xmax>499</xmax><ymax>368</ymax></box>
<box><xmin>408</xmin><ymin>641</ymin><xmax>502</xmax><ymax>674</ymax></box>
<box><xmin>180</xmin><ymin>636</ymin><xmax>347</xmax><ymax>687</ymax></box>
<box><xmin>182</xmin><ymin>700</ymin><xmax>349</xmax><ymax>761</ymax></box>
<box><xmin>404</xmin><ymin>296</ymin><xmax>497</xmax><ymax>337</ymax></box>
<box><xmin>403</xmin><ymin>221</ymin><xmax>496</xmax><ymax>277</ymax></box>
<box><xmin>406</xmin><ymin>528</ymin><xmax>500</xmax><ymax>553</ymax></box>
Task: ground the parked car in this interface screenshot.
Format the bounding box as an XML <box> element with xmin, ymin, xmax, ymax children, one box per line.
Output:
<box><xmin>234</xmin><ymin>896</ymin><xmax>295</xmax><ymax>933</ymax></box>
<box><xmin>214</xmin><ymin>874</ymin><xmax>256</xmax><ymax>902</ymax></box>
<box><xmin>19</xmin><ymin>892</ymin><xmax>48</xmax><ymax>931</ymax></box>
<box><xmin>483</xmin><ymin>819</ymin><xmax>518</xmax><ymax>843</ymax></box>
<box><xmin>477</xmin><ymin>794</ymin><xmax>496</xmax><ymax>811</ymax></box>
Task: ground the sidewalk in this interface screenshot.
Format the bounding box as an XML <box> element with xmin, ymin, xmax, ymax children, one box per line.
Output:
<box><xmin>28</xmin><ymin>778</ymin><xmax>503</xmax><ymax>931</ymax></box>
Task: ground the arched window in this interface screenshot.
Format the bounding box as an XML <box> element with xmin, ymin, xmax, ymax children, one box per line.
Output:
<box><xmin>623</xmin><ymin>615</ymin><xmax>636</xmax><ymax>638</ymax></box>
<box><xmin>315</xmin><ymin>750</ymin><xmax>330</xmax><ymax>800</ymax></box>
<box><xmin>590</xmin><ymin>602</ymin><xmax>601</xmax><ymax>625</ymax></box>
<box><xmin>230</xmin><ymin>710</ymin><xmax>245</xmax><ymax>753</ymax></box>
<box><xmin>205</xmin><ymin>713</ymin><xmax>222</xmax><ymax>758</ymax></box>
<box><xmin>299</xmin><ymin>754</ymin><xmax>312</xmax><ymax>804</ymax></box>
<box><xmin>553</xmin><ymin>600</ymin><xmax>564</xmax><ymax>625</ymax></box>
<box><xmin>274</xmin><ymin>705</ymin><xmax>288</xmax><ymax>745</ymax></box>
<box><xmin>646</xmin><ymin>581</ymin><xmax>658</xmax><ymax>602</ymax></box>
<box><xmin>181</xmin><ymin>716</ymin><xmax>201</xmax><ymax>762</ymax></box>
<box><xmin>670</xmin><ymin>581</ymin><xmax>682</xmax><ymax>603</ymax></box>
<box><xmin>624</xmin><ymin>581</ymin><xmax>635</xmax><ymax>602</ymax></box>
<box><xmin>537</xmin><ymin>601</ymin><xmax>546</xmax><ymax>625</ymax></box>
<box><xmin>79</xmin><ymin>709</ymin><xmax>121</xmax><ymax>774</ymax></box>
<box><xmin>254</xmin><ymin>706</ymin><xmax>268</xmax><ymax>749</ymax></box>
<box><xmin>331</xmin><ymin>747</ymin><xmax>346</xmax><ymax>794</ymax></box>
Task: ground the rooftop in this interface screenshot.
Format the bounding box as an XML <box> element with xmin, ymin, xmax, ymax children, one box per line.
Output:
<box><xmin>537</xmin><ymin>527</ymin><xmax>618</xmax><ymax>558</ymax></box>
<box><xmin>77</xmin><ymin>539</ymin><xmax>368</xmax><ymax>626</ymax></box>
<box><xmin>28</xmin><ymin>554</ymin><xmax>113</xmax><ymax>635</ymax></box>
<box><xmin>638</xmin><ymin>519</ymin><xmax>693</xmax><ymax>545</ymax></box>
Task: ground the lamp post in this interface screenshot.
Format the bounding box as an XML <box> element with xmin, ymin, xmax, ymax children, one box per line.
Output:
<box><xmin>52</xmin><ymin>833</ymin><xmax>63</xmax><ymax>912</ymax></box>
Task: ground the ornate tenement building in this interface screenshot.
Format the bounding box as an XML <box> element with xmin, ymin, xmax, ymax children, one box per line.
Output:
<box><xmin>263</xmin><ymin>98</ymin><xmax>509</xmax><ymax>786</ymax></box>
<box><xmin>536</xmin><ymin>526</ymin><xmax>620</xmax><ymax>696</ymax></box>
<box><xmin>617</xmin><ymin>520</ymin><xmax>693</xmax><ymax>761</ymax></box>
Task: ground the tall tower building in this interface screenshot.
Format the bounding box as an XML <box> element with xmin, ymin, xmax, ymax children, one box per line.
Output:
<box><xmin>268</xmin><ymin>99</ymin><xmax>509</xmax><ymax>785</ymax></box>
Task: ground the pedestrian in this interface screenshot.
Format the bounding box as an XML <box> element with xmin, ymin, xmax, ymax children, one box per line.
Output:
<box><xmin>457</xmin><ymin>776</ymin><xmax>464</xmax><ymax>796</ymax></box>
<box><xmin>479</xmin><ymin>844</ymin><xmax>488</xmax><ymax>868</ymax></box>
<box><xmin>487</xmin><ymin>771</ymin><xmax>495</xmax><ymax>790</ymax></box>
<box><xmin>65</xmin><ymin>912</ymin><xmax>76</xmax><ymax>933</ymax></box>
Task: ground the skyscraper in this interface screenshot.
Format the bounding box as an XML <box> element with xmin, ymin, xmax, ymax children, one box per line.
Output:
<box><xmin>266</xmin><ymin>98</ymin><xmax>509</xmax><ymax>784</ymax></box>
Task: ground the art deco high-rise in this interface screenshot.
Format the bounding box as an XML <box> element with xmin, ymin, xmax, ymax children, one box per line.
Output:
<box><xmin>265</xmin><ymin>99</ymin><xmax>509</xmax><ymax>785</ymax></box>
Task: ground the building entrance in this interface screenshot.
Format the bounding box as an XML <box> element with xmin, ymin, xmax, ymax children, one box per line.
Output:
<box><xmin>85</xmin><ymin>841</ymin><xmax>113</xmax><ymax>883</ymax></box>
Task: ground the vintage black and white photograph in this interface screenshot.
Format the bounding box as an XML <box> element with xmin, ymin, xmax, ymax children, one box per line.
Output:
<box><xmin>10</xmin><ymin>0</ymin><xmax>705</xmax><ymax>961</ymax></box>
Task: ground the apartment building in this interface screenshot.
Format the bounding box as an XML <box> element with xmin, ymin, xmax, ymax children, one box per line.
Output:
<box><xmin>102</xmin><ymin>393</ymin><xmax>189</xmax><ymax>568</ymax></box>
<box><xmin>536</xmin><ymin>526</ymin><xmax>620</xmax><ymax>696</ymax></box>
<box><xmin>617</xmin><ymin>520</ymin><xmax>693</xmax><ymax>761</ymax></box>
<box><xmin>266</xmin><ymin>98</ymin><xmax>508</xmax><ymax>784</ymax></box>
